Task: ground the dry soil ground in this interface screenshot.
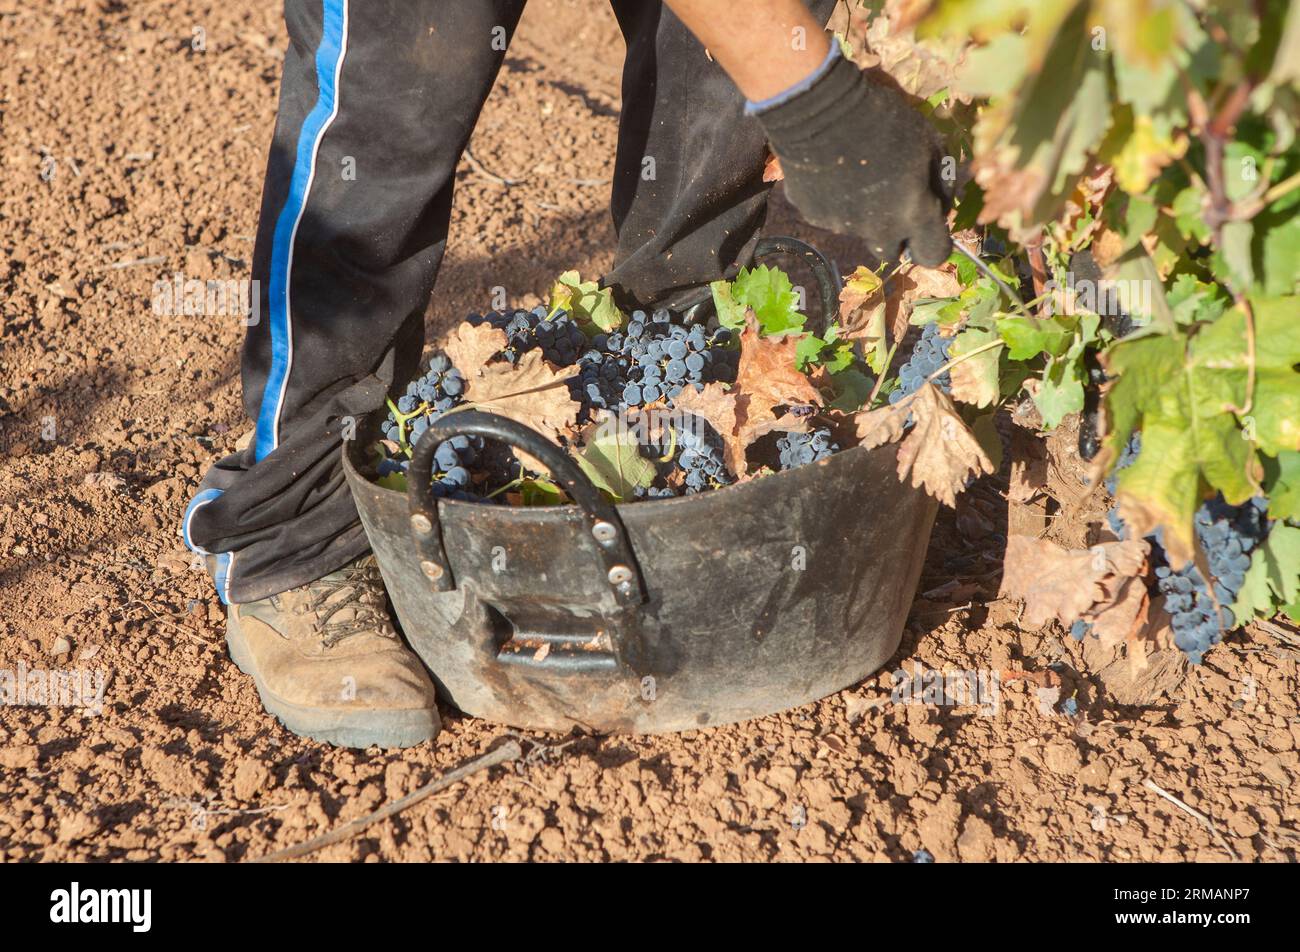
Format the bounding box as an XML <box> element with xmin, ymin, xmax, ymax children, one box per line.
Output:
<box><xmin>1</xmin><ymin>0</ymin><xmax>1298</xmax><ymax>862</ymax></box>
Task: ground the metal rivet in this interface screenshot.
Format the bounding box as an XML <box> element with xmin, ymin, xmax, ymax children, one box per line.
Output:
<box><xmin>592</xmin><ymin>520</ymin><xmax>617</xmax><ymax>544</ymax></box>
<box><xmin>410</xmin><ymin>513</ymin><xmax>433</xmax><ymax>535</ymax></box>
<box><xmin>420</xmin><ymin>560</ymin><xmax>443</xmax><ymax>580</ymax></box>
<box><xmin>607</xmin><ymin>564</ymin><xmax>633</xmax><ymax>586</ymax></box>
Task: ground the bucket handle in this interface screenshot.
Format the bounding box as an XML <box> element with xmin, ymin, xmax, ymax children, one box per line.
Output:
<box><xmin>406</xmin><ymin>409</ymin><xmax>649</xmax><ymax>608</ymax></box>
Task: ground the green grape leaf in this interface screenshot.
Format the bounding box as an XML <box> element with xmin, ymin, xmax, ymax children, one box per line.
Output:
<box><xmin>1171</xmin><ymin>186</ymin><xmax>1211</xmax><ymax>243</ymax></box>
<box><xmin>1166</xmin><ymin>274</ymin><xmax>1230</xmax><ymax>326</ymax></box>
<box><xmin>1232</xmin><ymin>523</ymin><xmax>1300</xmax><ymax>622</ymax></box>
<box><xmin>729</xmin><ymin>265</ymin><xmax>806</xmax><ymax>336</ymax></box>
<box><xmin>1263</xmin><ymin>451</ymin><xmax>1300</xmax><ymax>521</ymax></box>
<box><xmin>711</xmin><ymin>279</ymin><xmax>747</xmax><ymax>331</ymax></box>
<box><xmin>376</xmin><ymin>471</ymin><xmax>408</xmax><ymax>493</ymax></box>
<box><xmin>1215</xmin><ymin>219</ymin><xmax>1256</xmax><ymax>290</ymax></box>
<box><xmin>575</xmin><ymin>426</ymin><xmax>657</xmax><ymax>501</ymax></box>
<box><xmin>1258</xmin><ymin>212</ymin><xmax>1300</xmax><ymax>298</ymax></box>
<box><xmin>1034</xmin><ymin>349</ymin><xmax>1086</xmax><ymax>429</ymax></box>
<box><xmin>519</xmin><ymin>477</ymin><xmax>566</xmax><ymax>506</ymax></box>
<box><xmin>996</xmin><ymin>313</ymin><xmax>1075</xmax><ymax>359</ymax></box>
<box><xmin>549</xmin><ymin>270</ymin><xmax>624</xmax><ymax>335</ymax></box>
<box><xmin>910</xmin><ymin>297</ymin><xmax>963</xmax><ymax>326</ymax></box>
<box><xmin>1103</xmin><ymin>295</ymin><xmax>1300</xmax><ymax>562</ymax></box>
<box><xmin>826</xmin><ymin>367</ymin><xmax>875</xmax><ymax>414</ymax></box>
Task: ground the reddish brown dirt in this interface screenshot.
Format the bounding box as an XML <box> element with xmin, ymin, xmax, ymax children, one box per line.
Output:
<box><xmin>2</xmin><ymin>0</ymin><xmax>1298</xmax><ymax>863</ymax></box>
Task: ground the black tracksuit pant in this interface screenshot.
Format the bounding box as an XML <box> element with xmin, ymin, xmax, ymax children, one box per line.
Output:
<box><xmin>184</xmin><ymin>0</ymin><xmax>835</xmax><ymax>604</ymax></box>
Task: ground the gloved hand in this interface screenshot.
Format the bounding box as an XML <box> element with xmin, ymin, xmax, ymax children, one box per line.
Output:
<box><xmin>754</xmin><ymin>54</ymin><xmax>953</xmax><ymax>267</ymax></box>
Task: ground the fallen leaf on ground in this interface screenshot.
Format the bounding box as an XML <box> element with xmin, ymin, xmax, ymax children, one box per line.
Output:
<box><xmin>1000</xmin><ymin>535</ymin><xmax>1151</xmax><ymax>630</ymax></box>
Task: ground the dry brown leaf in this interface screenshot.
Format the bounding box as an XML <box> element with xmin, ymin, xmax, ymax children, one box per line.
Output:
<box><xmin>1086</xmin><ymin>574</ymin><xmax>1150</xmax><ymax>652</ymax></box>
<box><xmin>463</xmin><ymin>348</ymin><xmax>580</xmax><ymax>445</ymax></box>
<box><xmin>851</xmin><ymin>404</ymin><xmax>909</xmax><ymax>449</ymax></box>
<box><xmin>1001</xmin><ymin>535</ymin><xmax>1151</xmax><ymax>630</ymax></box>
<box><xmin>762</xmin><ymin>152</ymin><xmax>784</xmax><ymax>183</ymax></box>
<box><xmin>732</xmin><ymin>313</ymin><xmax>820</xmax><ymax>464</ymax></box>
<box><xmin>670</xmin><ymin>382</ymin><xmax>745</xmax><ymax>476</ymax></box>
<box><xmin>894</xmin><ymin>383</ymin><xmax>993</xmax><ymax>506</ymax></box>
<box><xmin>443</xmin><ymin>321</ymin><xmax>508</xmax><ymax>377</ymax></box>
<box><xmin>851</xmin><ymin>11</ymin><xmax>970</xmax><ymax>103</ymax></box>
<box><xmin>1002</xmin><ymin>536</ymin><xmax>1107</xmax><ymax>629</ymax></box>
<box><xmin>883</xmin><ymin>261</ymin><xmax>962</xmax><ymax>341</ymax></box>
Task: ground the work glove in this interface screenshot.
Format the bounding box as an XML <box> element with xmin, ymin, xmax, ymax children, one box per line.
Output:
<box><xmin>754</xmin><ymin>53</ymin><xmax>954</xmax><ymax>267</ymax></box>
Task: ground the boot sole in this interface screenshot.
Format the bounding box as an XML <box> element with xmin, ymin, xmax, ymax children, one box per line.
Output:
<box><xmin>226</xmin><ymin>611</ymin><xmax>440</xmax><ymax>749</ymax></box>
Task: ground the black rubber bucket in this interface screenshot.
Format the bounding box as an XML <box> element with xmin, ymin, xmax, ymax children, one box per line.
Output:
<box><xmin>343</xmin><ymin>412</ymin><xmax>937</xmax><ymax>733</ymax></box>
<box><xmin>343</xmin><ymin>237</ymin><xmax>937</xmax><ymax>732</ymax></box>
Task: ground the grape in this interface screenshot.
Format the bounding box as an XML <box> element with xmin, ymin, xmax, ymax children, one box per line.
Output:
<box><xmin>381</xmin><ymin>356</ymin><xmax>487</xmax><ymax>499</ymax></box>
<box><xmin>1104</xmin><ymin>431</ymin><xmax>1141</xmax><ymax>539</ymax></box>
<box><xmin>1156</xmin><ymin>495</ymin><xmax>1269</xmax><ymax>664</ymax></box>
<box><xmin>467</xmin><ymin>306</ymin><xmax>587</xmax><ymax>366</ymax></box>
<box><xmin>572</xmin><ymin>309</ymin><xmax>738</xmax><ymax>416</ymax></box>
<box><xmin>1103</xmin><ymin>432</ymin><xmax>1268</xmax><ymax>662</ymax></box>
<box><xmin>777</xmin><ymin>427</ymin><xmax>839</xmax><ymax>471</ymax></box>
<box><xmin>889</xmin><ymin>321</ymin><xmax>953</xmax><ymax>404</ymax></box>
<box><xmin>668</xmin><ymin>415</ymin><xmax>733</xmax><ymax>493</ymax></box>
<box><xmin>382</xmin><ymin>358</ymin><xmax>467</xmax><ymax>444</ymax></box>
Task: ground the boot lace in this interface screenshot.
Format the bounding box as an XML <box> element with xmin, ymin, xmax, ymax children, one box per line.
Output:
<box><xmin>303</xmin><ymin>557</ymin><xmax>395</xmax><ymax>648</ymax></box>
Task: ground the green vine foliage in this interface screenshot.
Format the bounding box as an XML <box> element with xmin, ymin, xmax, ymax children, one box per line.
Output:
<box><xmin>840</xmin><ymin>0</ymin><xmax>1300</xmax><ymax>623</ymax></box>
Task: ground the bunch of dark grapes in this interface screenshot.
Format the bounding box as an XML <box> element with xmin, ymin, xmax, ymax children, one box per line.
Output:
<box><xmin>670</xmin><ymin>415</ymin><xmax>733</xmax><ymax>494</ymax></box>
<box><xmin>381</xmin><ymin>354</ymin><xmax>464</xmax><ymax>443</ymax></box>
<box><xmin>1104</xmin><ymin>431</ymin><xmax>1141</xmax><ymax>539</ymax></box>
<box><xmin>1103</xmin><ymin>431</ymin><xmax>1270</xmax><ymax>663</ymax></box>
<box><xmin>590</xmin><ymin>309</ymin><xmax>738</xmax><ymax>411</ymax></box>
<box><xmin>377</xmin><ymin>434</ymin><xmax>484</xmax><ymax>500</ymax></box>
<box><xmin>1156</xmin><ymin>495</ymin><xmax>1268</xmax><ymax>663</ymax></box>
<box><xmin>777</xmin><ymin>427</ymin><xmax>839</xmax><ymax>470</ymax></box>
<box><xmin>468</xmin><ymin>306</ymin><xmax>587</xmax><ymax>366</ymax></box>
<box><xmin>889</xmin><ymin>321</ymin><xmax>953</xmax><ymax>404</ymax></box>
<box><xmin>380</xmin><ymin>354</ymin><xmax>487</xmax><ymax>500</ymax></box>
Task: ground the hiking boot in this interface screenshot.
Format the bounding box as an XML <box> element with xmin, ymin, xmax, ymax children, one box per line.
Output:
<box><xmin>224</xmin><ymin>555</ymin><xmax>440</xmax><ymax>748</ymax></box>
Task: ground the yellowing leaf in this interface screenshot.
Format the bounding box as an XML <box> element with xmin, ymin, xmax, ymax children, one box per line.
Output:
<box><xmin>1099</xmin><ymin>109</ymin><xmax>1188</xmax><ymax>195</ymax></box>
<box><xmin>947</xmin><ymin>326</ymin><xmax>1001</xmax><ymax>408</ymax></box>
<box><xmin>1104</xmin><ymin>295</ymin><xmax>1300</xmax><ymax>562</ymax></box>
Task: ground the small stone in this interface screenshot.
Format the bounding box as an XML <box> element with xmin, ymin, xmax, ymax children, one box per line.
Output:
<box><xmin>232</xmin><ymin>759</ymin><xmax>271</xmax><ymax>801</ymax></box>
<box><xmin>957</xmin><ymin>816</ymin><xmax>995</xmax><ymax>862</ymax></box>
<box><xmin>51</xmin><ymin>635</ymin><xmax>72</xmax><ymax>657</ymax></box>
<box><xmin>1043</xmin><ymin>741</ymin><xmax>1083</xmax><ymax>775</ymax></box>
